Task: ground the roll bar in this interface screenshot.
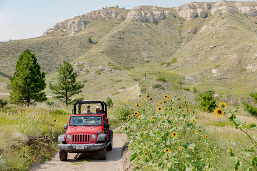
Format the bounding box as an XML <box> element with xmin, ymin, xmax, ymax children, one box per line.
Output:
<box><xmin>73</xmin><ymin>101</ymin><xmax>107</xmax><ymax>117</ymax></box>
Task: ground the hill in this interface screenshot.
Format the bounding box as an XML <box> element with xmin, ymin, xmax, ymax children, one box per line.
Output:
<box><xmin>1</xmin><ymin>1</ymin><xmax>257</xmax><ymax>103</ymax></box>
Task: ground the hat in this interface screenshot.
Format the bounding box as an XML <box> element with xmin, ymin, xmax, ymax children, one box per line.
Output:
<box><xmin>96</xmin><ymin>106</ymin><xmax>100</xmax><ymax>109</ymax></box>
<box><xmin>87</xmin><ymin>105</ymin><xmax>90</xmax><ymax>108</ymax></box>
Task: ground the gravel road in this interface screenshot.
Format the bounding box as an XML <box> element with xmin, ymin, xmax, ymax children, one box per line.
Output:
<box><xmin>31</xmin><ymin>133</ymin><xmax>127</xmax><ymax>171</ymax></box>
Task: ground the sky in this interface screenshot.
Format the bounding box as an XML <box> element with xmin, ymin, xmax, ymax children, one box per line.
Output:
<box><xmin>0</xmin><ymin>0</ymin><xmax>255</xmax><ymax>41</ymax></box>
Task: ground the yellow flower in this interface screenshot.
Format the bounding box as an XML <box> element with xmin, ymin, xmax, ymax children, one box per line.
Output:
<box><xmin>172</xmin><ymin>132</ymin><xmax>177</xmax><ymax>137</ymax></box>
<box><xmin>164</xmin><ymin>148</ymin><xmax>170</xmax><ymax>153</ymax></box>
<box><xmin>219</xmin><ymin>102</ymin><xmax>227</xmax><ymax>108</ymax></box>
<box><xmin>195</xmin><ymin>130</ymin><xmax>199</xmax><ymax>134</ymax></box>
<box><xmin>147</xmin><ymin>94</ymin><xmax>149</xmax><ymax>98</ymax></box>
<box><xmin>164</xmin><ymin>95</ymin><xmax>170</xmax><ymax>99</ymax></box>
<box><xmin>139</xmin><ymin>116</ymin><xmax>141</xmax><ymax>118</ymax></box>
<box><xmin>131</xmin><ymin>109</ymin><xmax>133</xmax><ymax>112</ymax></box>
<box><xmin>149</xmin><ymin>97</ymin><xmax>152</xmax><ymax>100</ymax></box>
<box><xmin>191</xmin><ymin>117</ymin><xmax>196</xmax><ymax>122</ymax></box>
<box><xmin>128</xmin><ymin>115</ymin><xmax>131</xmax><ymax>119</ymax></box>
<box><xmin>169</xmin><ymin>107</ymin><xmax>172</xmax><ymax>111</ymax></box>
<box><xmin>134</xmin><ymin>111</ymin><xmax>139</xmax><ymax>116</ymax></box>
<box><xmin>157</xmin><ymin>138</ymin><xmax>160</xmax><ymax>141</ymax></box>
<box><xmin>179</xmin><ymin>146</ymin><xmax>182</xmax><ymax>151</ymax></box>
<box><xmin>136</xmin><ymin>103</ymin><xmax>139</xmax><ymax>107</ymax></box>
<box><xmin>193</xmin><ymin>111</ymin><xmax>196</xmax><ymax>115</ymax></box>
<box><xmin>159</xmin><ymin>101</ymin><xmax>163</xmax><ymax>105</ymax></box>
<box><xmin>227</xmin><ymin>149</ymin><xmax>231</xmax><ymax>153</ymax></box>
<box><xmin>214</xmin><ymin>108</ymin><xmax>223</xmax><ymax>117</ymax></box>
<box><xmin>163</xmin><ymin>100</ymin><xmax>166</xmax><ymax>104</ymax></box>
<box><xmin>205</xmin><ymin>135</ymin><xmax>208</xmax><ymax>138</ymax></box>
<box><xmin>172</xmin><ymin>89</ymin><xmax>175</xmax><ymax>92</ymax></box>
<box><xmin>184</xmin><ymin>101</ymin><xmax>187</xmax><ymax>104</ymax></box>
<box><xmin>186</xmin><ymin>108</ymin><xmax>189</xmax><ymax>113</ymax></box>
<box><xmin>150</xmin><ymin>117</ymin><xmax>154</xmax><ymax>121</ymax></box>
<box><xmin>157</xmin><ymin>107</ymin><xmax>162</xmax><ymax>111</ymax></box>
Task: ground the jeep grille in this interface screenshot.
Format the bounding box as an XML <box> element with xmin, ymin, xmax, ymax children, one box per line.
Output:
<box><xmin>72</xmin><ymin>134</ymin><xmax>90</xmax><ymax>143</ymax></box>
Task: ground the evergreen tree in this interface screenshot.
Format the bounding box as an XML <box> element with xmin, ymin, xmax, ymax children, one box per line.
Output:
<box><xmin>197</xmin><ymin>90</ymin><xmax>217</xmax><ymax>112</ymax></box>
<box><xmin>49</xmin><ymin>60</ymin><xmax>84</xmax><ymax>107</ymax></box>
<box><xmin>243</xmin><ymin>93</ymin><xmax>257</xmax><ymax>117</ymax></box>
<box><xmin>9</xmin><ymin>49</ymin><xmax>47</xmax><ymax>105</ymax></box>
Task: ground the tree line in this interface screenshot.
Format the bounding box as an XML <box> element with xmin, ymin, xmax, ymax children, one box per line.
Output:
<box><xmin>9</xmin><ymin>49</ymin><xmax>84</xmax><ymax>107</ymax></box>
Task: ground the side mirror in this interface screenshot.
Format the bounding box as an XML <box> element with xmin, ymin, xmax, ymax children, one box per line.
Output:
<box><xmin>64</xmin><ymin>124</ymin><xmax>68</xmax><ymax>129</ymax></box>
<box><xmin>104</xmin><ymin>123</ymin><xmax>109</xmax><ymax>129</ymax></box>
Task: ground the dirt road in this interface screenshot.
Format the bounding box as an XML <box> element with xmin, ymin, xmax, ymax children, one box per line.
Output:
<box><xmin>31</xmin><ymin>133</ymin><xmax>127</xmax><ymax>171</ymax></box>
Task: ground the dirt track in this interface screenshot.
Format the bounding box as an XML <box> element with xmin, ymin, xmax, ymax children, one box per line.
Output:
<box><xmin>31</xmin><ymin>133</ymin><xmax>127</xmax><ymax>171</ymax></box>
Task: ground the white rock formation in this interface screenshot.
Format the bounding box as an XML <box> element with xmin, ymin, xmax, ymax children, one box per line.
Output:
<box><xmin>127</xmin><ymin>7</ymin><xmax>165</xmax><ymax>23</ymax></box>
<box><xmin>165</xmin><ymin>11</ymin><xmax>175</xmax><ymax>18</ymax></box>
<box><xmin>68</xmin><ymin>17</ymin><xmax>87</xmax><ymax>36</ymax></box>
<box><xmin>176</xmin><ymin>4</ymin><xmax>198</xmax><ymax>20</ymax></box>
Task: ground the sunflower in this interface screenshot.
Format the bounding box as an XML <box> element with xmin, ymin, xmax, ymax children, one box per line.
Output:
<box><xmin>131</xmin><ymin>109</ymin><xmax>133</xmax><ymax>112</ymax></box>
<box><xmin>163</xmin><ymin>100</ymin><xmax>166</xmax><ymax>104</ymax></box>
<box><xmin>157</xmin><ymin>107</ymin><xmax>162</xmax><ymax>111</ymax></box>
<box><xmin>147</xmin><ymin>94</ymin><xmax>149</xmax><ymax>97</ymax></box>
<box><xmin>193</xmin><ymin>111</ymin><xmax>196</xmax><ymax>115</ymax></box>
<box><xmin>149</xmin><ymin>98</ymin><xmax>152</xmax><ymax>100</ymax></box>
<box><xmin>134</xmin><ymin>111</ymin><xmax>139</xmax><ymax>116</ymax></box>
<box><xmin>186</xmin><ymin>109</ymin><xmax>189</xmax><ymax>113</ymax></box>
<box><xmin>179</xmin><ymin>106</ymin><xmax>182</xmax><ymax>109</ymax></box>
<box><xmin>172</xmin><ymin>89</ymin><xmax>175</xmax><ymax>92</ymax></box>
<box><xmin>172</xmin><ymin>132</ymin><xmax>177</xmax><ymax>137</ymax></box>
<box><xmin>214</xmin><ymin>108</ymin><xmax>223</xmax><ymax>117</ymax></box>
<box><xmin>179</xmin><ymin>146</ymin><xmax>182</xmax><ymax>151</ymax></box>
<box><xmin>184</xmin><ymin>101</ymin><xmax>187</xmax><ymax>104</ymax></box>
<box><xmin>158</xmin><ymin>101</ymin><xmax>163</xmax><ymax>105</ymax></box>
<box><xmin>195</xmin><ymin>130</ymin><xmax>199</xmax><ymax>134</ymax></box>
<box><xmin>136</xmin><ymin>103</ymin><xmax>139</xmax><ymax>107</ymax></box>
<box><xmin>164</xmin><ymin>95</ymin><xmax>170</xmax><ymax>99</ymax></box>
<box><xmin>191</xmin><ymin>117</ymin><xmax>196</xmax><ymax>122</ymax></box>
<box><xmin>219</xmin><ymin>102</ymin><xmax>227</xmax><ymax>108</ymax></box>
<box><xmin>150</xmin><ymin>116</ymin><xmax>154</xmax><ymax>121</ymax></box>
<box><xmin>128</xmin><ymin>115</ymin><xmax>131</xmax><ymax>119</ymax></box>
<box><xmin>169</xmin><ymin>107</ymin><xmax>172</xmax><ymax>111</ymax></box>
<box><xmin>139</xmin><ymin>116</ymin><xmax>141</xmax><ymax>119</ymax></box>
<box><xmin>205</xmin><ymin>135</ymin><xmax>208</xmax><ymax>138</ymax></box>
<box><xmin>164</xmin><ymin>148</ymin><xmax>170</xmax><ymax>153</ymax></box>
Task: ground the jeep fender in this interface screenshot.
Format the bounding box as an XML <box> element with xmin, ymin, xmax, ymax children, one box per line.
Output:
<box><xmin>108</xmin><ymin>129</ymin><xmax>113</xmax><ymax>142</ymax></box>
<box><xmin>97</xmin><ymin>134</ymin><xmax>107</xmax><ymax>142</ymax></box>
<box><xmin>58</xmin><ymin>134</ymin><xmax>65</xmax><ymax>142</ymax></box>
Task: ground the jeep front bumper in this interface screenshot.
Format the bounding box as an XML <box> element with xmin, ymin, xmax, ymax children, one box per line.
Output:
<box><xmin>58</xmin><ymin>143</ymin><xmax>105</xmax><ymax>152</ymax></box>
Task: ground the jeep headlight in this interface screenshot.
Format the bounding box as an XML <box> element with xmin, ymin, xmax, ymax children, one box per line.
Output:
<box><xmin>66</xmin><ymin>134</ymin><xmax>71</xmax><ymax>139</ymax></box>
<box><xmin>91</xmin><ymin>134</ymin><xmax>96</xmax><ymax>139</ymax></box>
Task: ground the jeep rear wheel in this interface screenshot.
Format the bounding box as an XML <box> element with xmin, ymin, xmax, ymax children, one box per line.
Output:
<box><xmin>59</xmin><ymin>149</ymin><xmax>67</xmax><ymax>161</ymax></box>
<box><xmin>98</xmin><ymin>145</ymin><xmax>106</xmax><ymax>160</ymax></box>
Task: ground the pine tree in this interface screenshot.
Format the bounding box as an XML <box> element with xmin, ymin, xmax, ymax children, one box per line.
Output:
<box><xmin>9</xmin><ymin>49</ymin><xmax>47</xmax><ymax>105</ymax></box>
<box><xmin>49</xmin><ymin>60</ymin><xmax>84</xmax><ymax>107</ymax></box>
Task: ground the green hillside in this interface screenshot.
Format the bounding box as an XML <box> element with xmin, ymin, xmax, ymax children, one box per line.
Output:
<box><xmin>1</xmin><ymin>2</ymin><xmax>257</xmax><ymax>103</ymax></box>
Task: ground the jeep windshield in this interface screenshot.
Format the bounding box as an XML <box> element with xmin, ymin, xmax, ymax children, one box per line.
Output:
<box><xmin>69</xmin><ymin>116</ymin><xmax>102</xmax><ymax>126</ymax></box>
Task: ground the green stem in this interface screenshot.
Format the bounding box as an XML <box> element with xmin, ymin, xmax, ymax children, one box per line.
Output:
<box><xmin>238</xmin><ymin>127</ymin><xmax>257</xmax><ymax>149</ymax></box>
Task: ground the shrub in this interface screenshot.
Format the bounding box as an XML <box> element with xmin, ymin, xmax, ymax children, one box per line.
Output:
<box><xmin>183</xmin><ymin>87</ymin><xmax>190</xmax><ymax>91</ymax></box>
<box><xmin>171</xmin><ymin>58</ymin><xmax>178</xmax><ymax>64</ymax></box>
<box><xmin>156</xmin><ymin>77</ymin><xmax>166</xmax><ymax>83</ymax></box>
<box><xmin>152</xmin><ymin>84</ymin><xmax>164</xmax><ymax>89</ymax></box>
<box><xmin>243</xmin><ymin>92</ymin><xmax>257</xmax><ymax>117</ymax></box>
<box><xmin>95</xmin><ymin>69</ymin><xmax>102</xmax><ymax>75</ymax></box>
<box><xmin>0</xmin><ymin>99</ymin><xmax>7</xmax><ymax>108</ymax></box>
<box><xmin>193</xmin><ymin>87</ymin><xmax>197</xmax><ymax>93</ymax></box>
<box><xmin>87</xmin><ymin>37</ymin><xmax>93</xmax><ymax>44</ymax></box>
<box><xmin>106</xmin><ymin>97</ymin><xmax>113</xmax><ymax>107</ymax></box>
<box><xmin>197</xmin><ymin>90</ymin><xmax>217</xmax><ymax>112</ymax></box>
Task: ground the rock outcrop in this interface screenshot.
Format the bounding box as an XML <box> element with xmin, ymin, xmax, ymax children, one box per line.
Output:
<box><xmin>127</xmin><ymin>7</ymin><xmax>166</xmax><ymax>23</ymax></box>
<box><xmin>68</xmin><ymin>17</ymin><xmax>87</xmax><ymax>36</ymax></box>
<box><xmin>236</xmin><ymin>2</ymin><xmax>257</xmax><ymax>17</ymax></box>
<box><xmin>176</xmin><ymin>4</ymin><xmax>200</xmax><ymax>20</ymax></box>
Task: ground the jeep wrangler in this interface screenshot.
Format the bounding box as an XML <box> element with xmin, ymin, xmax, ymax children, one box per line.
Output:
<box><xmin>57</xmin><ymin>101</ymin><xmax>113</xmax><ymax>161</ymax></box>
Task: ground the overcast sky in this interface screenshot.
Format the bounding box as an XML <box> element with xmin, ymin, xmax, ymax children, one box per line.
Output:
<box><xmin>0</xmin><ymin>0</ymin><xmax>255</xmax><ymax>41</ymax></box>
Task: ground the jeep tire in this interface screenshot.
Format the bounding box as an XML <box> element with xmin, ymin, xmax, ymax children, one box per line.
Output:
<box><xmin>59</xmin><ymin>149</ymin><xmax>67</xmax><ymax>161</ymax></box>
<box><xmin>98</xmin><ymin>144</ymin><xmax>106</xmax><ymax>160</ymax></box>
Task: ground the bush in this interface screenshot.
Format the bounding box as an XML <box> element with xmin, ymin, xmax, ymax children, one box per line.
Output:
<box><xmin>197</xmin><ymin>90</ymin><xmax>217</xmax><ymax>112</ymax></box>
<box><xmin>243</xmin><ymin>92</ymin><xmax>257</xmax><ymax>117</ymax></box>
<box><xmin>171</xmin><ymin>58</ymin><xmax>178</xmax><ymax>64</ymax></box>
<box><xmin>106</xmin><ymin>97</ymin><xmax>113</xmax><ymax>107</ymax></box>
<box><xmin>156</xmin><ymin>77</ymin><xmax>166</xmax><ymax>83</ymax></box>
<box><xmin>183</xmin><ymin>87</ymin><xmax>190</xmax><ymax>91</ymax></box>
<box><xmin>152</xmin><ymin>84</ymin><xmax>164</xmax><ymax>89</ymax></box>
<box><xmin>193</xmin><ymin>87</ymin><xmax>197</xmax><ymax>93</ymax></box>
<box><xmin>0</xmin><ymin>99</ymin><xmax>7</xmax><ymax>108</ymax></box>
<box><xmin>87</xmin><ymin>37</ymin><xmax>93</xmax><ymax>44</ymax></box>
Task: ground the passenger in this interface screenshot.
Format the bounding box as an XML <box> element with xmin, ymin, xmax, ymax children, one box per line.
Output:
<box><xmin>86</xmin><ymin>105</ymin><xmax>92</xmax><ymax>114</ymax></box>
<box><xmin>96</xmin><ymin>106</ymin><xmax>101</xmax><ymax>114</ymax></box>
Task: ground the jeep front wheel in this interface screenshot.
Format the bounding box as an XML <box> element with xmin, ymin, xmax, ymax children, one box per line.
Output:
<box><xmin>98</xmin><ymin>145</ymin><xmax>106</xmax><ymax>160</ymax></box>
<box><xmin>59</xmin><ymin>149</ymin><xmax>67</xmax><ymax>161</ymax></box>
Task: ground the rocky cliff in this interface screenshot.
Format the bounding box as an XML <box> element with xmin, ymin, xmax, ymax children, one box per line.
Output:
<box><xmin>43</xmin><ymin>1</ymin><xmax>257</xmax><ymax>36</ymax></box>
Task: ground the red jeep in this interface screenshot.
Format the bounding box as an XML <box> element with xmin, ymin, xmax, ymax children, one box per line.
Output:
<box><xmin>57</xmin><ymin>101</ymin><xmax>113</xmax><ymax>160</ymax></box>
